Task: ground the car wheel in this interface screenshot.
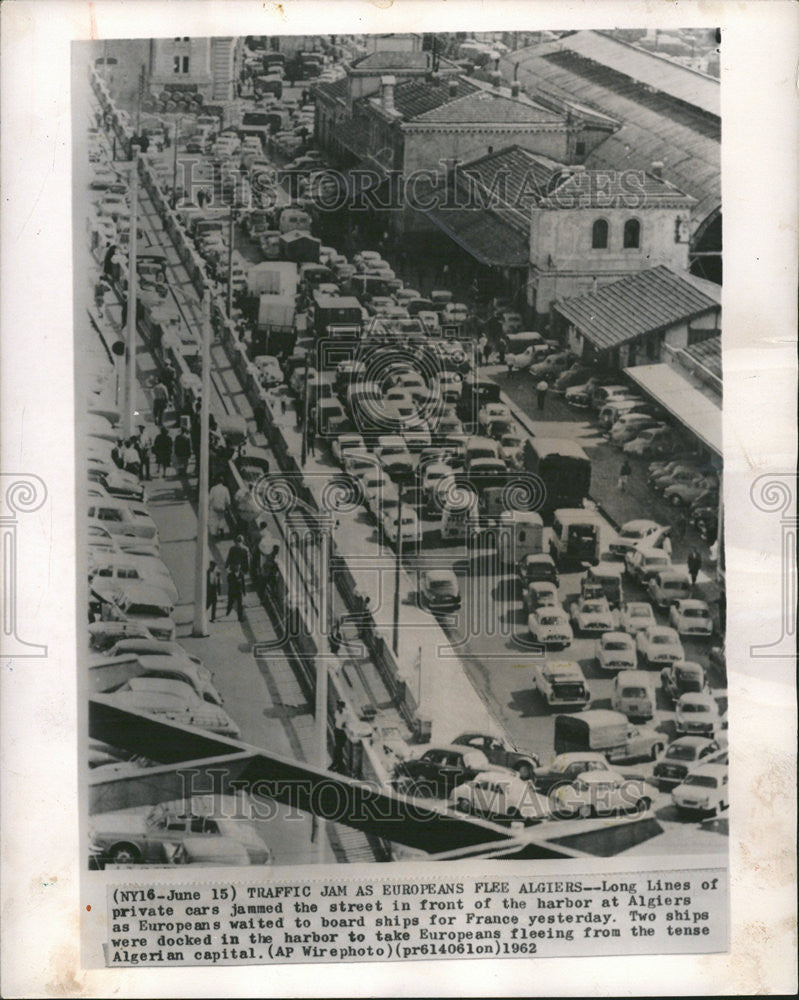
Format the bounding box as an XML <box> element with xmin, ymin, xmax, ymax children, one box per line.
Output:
<box><xmin>455</xmin><ymin>798</ymin><xmax>470</xmax><ymax>813</ymax></box>
<box><xmin>514</xmin><ymin>761</ymin><xmax>534</xmax><ymax>781</ymax></box>
<box><xmin>577</xmin><ymin>803</ymin><xmax>593</xmax><ymax>819</ymax></box>
<box><xmin>650</xmin><ymin>743</ymin><xmax>664</xmax><ymax>760</ymax></box>
<box><xmin>669</xmin><ymin>494</ymin><xmax>683</xmax><ymax>507</ymax></box>
<box><xmin>109</xmin><ymin>843</ymin><xmax>141</xmax><ymax>864</ymax></box>
<box><xmin>634</xmin><ymin>797</ymin><xmax>652</xmax><ymax>814</ymax></box>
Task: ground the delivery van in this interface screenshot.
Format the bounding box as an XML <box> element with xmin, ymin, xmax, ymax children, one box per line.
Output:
<box><xmin>554</xmin><ymin>709</ymin><xmax>664</xmax><ymax>762</ymax></box>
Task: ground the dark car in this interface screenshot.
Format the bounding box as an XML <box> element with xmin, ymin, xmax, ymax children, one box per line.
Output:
<box><xmin>660</xmin><ymin>661</ymin><xmax>708</xmax><ymax>703</ymax></box>
<box><xmin>517</xmin><ymin>553</ymin><xmax>559</xmax><ymax>588</ymax></box>
<box><xmin>652</xmin><ymin>736</ymin><xmax>721</xmax><ymax>787</ymax></box>
<box><xmin>451</xmin><ymin>732</ymin><xmax>540</xmax><ymax>780</ymax></box>
<box><xmin>529</xmin><ymin>352</ymin><xmax>575</xmax><ymax>380</ymax></box>
<box><xmin>532</xmin><ymin>752</ymin><xmax>613</xmax><ymax>795</ymax></box>
<box><xmin>393</xmin><ymin>744</ymin><xmax>490</xmax><ymax>799</ymax></box>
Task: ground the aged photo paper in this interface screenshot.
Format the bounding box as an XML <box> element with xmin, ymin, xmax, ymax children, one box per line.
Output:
<box><xmin>1</xmin><ymin>0</ymin><xmax>796</xmax><ymax>996</ymax></box>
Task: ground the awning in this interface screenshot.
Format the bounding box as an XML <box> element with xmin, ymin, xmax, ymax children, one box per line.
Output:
<box><xmin>623</xmin><ymin>362</ymin><xmax>721</xmax><ymax>457</ymax></box>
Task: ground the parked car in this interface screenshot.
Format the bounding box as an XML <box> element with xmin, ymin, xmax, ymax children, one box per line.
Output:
<box><xmin>551</xmin><ymin>770</ymin><xmax>656</xmax><ymax>819</ymax></box>
<box><xmin>671</xmin><ymin>763</ymin><xmax>729</xmax><ymax>816</ymax></box>
<box><xmin>87</xmin><ymin>466</ymin><xmax>145</xmax><ymax>502</ymax></box>
<box><xmin>528</xmin><ymin>608</ymin><xmax>573</xmax><ymax>649</ymax></box>
<box><xmin>393</xmin><ymin>745</ymin><xmax>490</xmax><ymax>798</ymax></box>
<box><xmin>102</xmin><ymin>676</ymin><xmax>240</xmax><ymax>736</ymax></box>
<box><xmin>660</xmin><ymin>661</ymin><xmax>709</xmax><ymax>703</ymax></box>
<box><xmin>419</xmin><ymin>569</ymin><xmax>461</xmax><ymax>613</ymax></box>
<box><xmin>596</xmin><ymin>631</ymin><xmax>638</xmax><ymax>672</ymax></box>
<box><xmin>498</xmin><ymin>432</ymin><xmax>524</xmax><ymax>469</ymax></box>
<box><xmin>610</xmin><ymin>415</ymin><xmax>665</xmax><ymax>446</ymax></box>
<box><xmin>89</xmin><ymin>554</ymin><xmax>179</xmax><ymax>604</ymax></box>
<box><xmin>91</xmin><ymin>581</ymin><xmax>176</xmax><ymax>641</ymax></box>
<box><xmin>647</xmin><ymin>569</ymin><xmax>693</xmax><ymax>608</ymax></box>
<box><xmin>664</xmin><ymin>475</ymin><xmax>719</xmax><ymax>508</ymax></box>
<box><xmin>532</xmin><ymin>752</ymin><xmax>612</xmax><ymax>794</ymax></box>
<box><xmin>522</xmin><ymin>580</ymin><xmax>559</xmax><ymax>614</ymax></box>
<box><xmin>623</xmin><ymin>425</ymin><xmax>678</xmax><ymax>458</ymax></box>
<box><xmin>669</xmin><ymin>599</ymin><xmax>714</xmax><ymax>637</ymax></box>
<box><xmin>618</xmin><ymin>601</ymin><xmax>657</xmax><ymax>634</ymax></box>
<box><xmin>675</xmin><ymin>691</ymin><xmax>722</xmax><ymax>736</ymax></box>
<box><xmin>451</xmin><ymin>732</ymin><xmax>540</xmax><ymax>779</ymax></box>
<box><xmin>87</xmin><ymin>499</ymin><xmax>159</xmax><ymax>541</ymax></box>
<box><xmin>450</xmin><ymin>772</ymin><xmax>551</xmax><ymax>825</ymax></box>
<box><xmin>569</xmin><ymin>597</ymin><xmax>616</xmax><ymax>635</ymax></box>
<box><xmin>653</xmin><ymin>737</ymin><xmax>722</xmax><ymax>787</ymax></box>
<box><xmin>88</xmin><ymin>795</ymin><xmax>271</xmax><ymax>866</ymax></box>
<box><xmin>331</xmin><ymin>432</ymin><xmax>366</xmax><ymax>466</ymax></box>
<box><xmin>380</xmin><ymin>508</ymin><xmax>420</xmax><ymax>549</ymax></box>
<box><xmin>625</xmin><ymin>547</ymin><xmax>673</xmax><ymax>585</ymax></box>
<box><xmin>636</xmin><ymin>625</ymin><xmax>684</xmax><ymax>667</ymax></box>
<box><xmin>609</xmin><ymin>519</ymin><xmax>666</xmax><ymax>558</ymax></box>
<box><xmin>517</xmin><ymin>553</ymin><xmax>559</xmax><ymax>587</ymax></box>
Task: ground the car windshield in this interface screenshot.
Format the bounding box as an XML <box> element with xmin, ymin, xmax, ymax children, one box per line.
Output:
<box><xmin>583</xmin><ymin>603</ymin><xmax>604</xmax><ymax>614</ymax></box>
<box><xmin>667</xmin><ymin>745</ymin><xmax>699</xmax><ymax>761</ymax></box>
<box><xmin>652</xmin><ymin>634</ymin><xmax>674</xmax><ymax>645</ymax></box>
<box><xmin>126</xmin><ymin>602</ymin><xmax>169</xmax><ymax>617</ymax></box>
<box><xmin>605</xmin><ymin>641</ymin><xmax>629</xmax><ymax>651</ymax></box>
<box><xmin>429</xmin><ymin>579</ymin><xmax>455</xmax><ymax>593</ymax></box>
<box><xmin>681</xmin><ymin>702</ymin><xmax>710</xmax><ymax>713</ymax></box>
<box><xmin>622</xmin><ymin>527</ymin><xmax>647</xmax><ymax>539</ymax></box>
<box><xmin>539</xmin><ymin>615</ymin><xmax>561</xmax><ymax>626</ymax></box>
<box><xmin>621</xmin><ymin>687</ymin><xmax>647</xmax><ymax>698</ymax></box>
<box><xmin>629</xmin><ymin>607</ymin><xmax>650</xmax><ymax>618</ymax></box>
<box><xmin>664</xmin><ymin>580</ymin><xmax>688</xmax><ymax>590</ymax></box>
<box><xmin>683</xmin><ymin>608</ymin><xmax>710</xmax><ymax>619</ymax></box>
<box><xmin>646</xmin><ymin>556</ymin><xmax>669</xmax><ymax>566</ymax></box>
<box><xmin>683</xmin><ymin>774</ymin><xmax>718</xmax><ymax>789</ymax></box>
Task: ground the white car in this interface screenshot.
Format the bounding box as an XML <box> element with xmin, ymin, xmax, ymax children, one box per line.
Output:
<box><xmin>499</xmin><ymin>432</ymin><xmax>524</xmax><ymax>469</ymax></box>
<box><xmin>91</xmin><ymin>581</ymin><xmax>176</xmax><ymax>641</ymax></box>
<box><xmin>619</xmin><ymin>601</ymin><xmax>657</xmax><ymax>634</ymax></box>
<box><xmin>569</xmin><ymin>597</ymin><xmax>616</xmax><ymax>635</ymax></box>
<box><xmin>403</xmin><ymin>424</ymin><xmax>431</xmax><ymax>451</ymax></box>
<box><xmin>87</xmin><ymin>500</ymin><xmax>159</xmax><ymax>541</ymax></box>
<box><xmin>551</xmin><ymin>770</ymin><xmax>656</xmax><ymax>819</ymax></box>
<box><xmin>360</xmin><ymin>470</ymin><xmax>392</xmax><ymax>512</ymax></box>
<box><xmin>87</xmin><ymin>520</ymin><xmax>160</xmax><ymax>558</ymax></box>
<box><xmin>675</xmin><ymin>691</ymin><xmax>722</xmax><ymax>736</ymax></box>
<box><xmin>671</xmin><ymin>763</ymin><xmax>729</xmax><ymax>816</ymax></box>
<box><xmin>669</xmin><ymin>599</ymin><xmax>714</xmax><ymax>637</ymax></box>
<box><xmin>532</xmin><ymin>660</ymin><xmax>590</xmax><ymax>710</ymax></box>
<box><xmin>528</xmin><ymin>608</ymin><xmax>573</xmax><ymax>649</ymax></box>
<box><xmin>102</xmin><ymin>677</ymin><xmax>240</xmax><ymax>738</ymax></box>
<box><xmin>89</xmin><ymin>553</ymin><xmax>179</xmax><ymax>604</ymax></box>
<box><xmin>332</xmin><ymin>433</ymin><xmax>366</xmax><ymax>466</ymax></box>
<box><xmin>380</xmin><ymin>509</ymin><xmax>420</xmax><ymax>549</ymax></box>
<box><xmin>478</xmin><ymin>402</ymin><xmax>512</xmax><ymax>430</ymax></box>
<box><xmin>609</xmin><ymin>519</ymin><xmax>666</xmax><ymax>557</ymax></box>
<box><xmin>450</xmin><ymin>772</ymin><xmax>551</xmax><ymax>825</ymax></box>
<box><xmin>636</xmin><ymin>625</ymin><xmax>684</xmax><ymax>667</ymax></box>
<box><xmin>625</xmin><ymin>547</ymin><xmax>673</xmax><ymax>584</ymax></box>
<box><xmin>596</xmin><ymin>631</ymin><xmax>638</xmax><ymax>672</ymax></box>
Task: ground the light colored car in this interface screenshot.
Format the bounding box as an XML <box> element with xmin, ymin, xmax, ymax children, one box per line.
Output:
<box><xmin>344</xmin><ymin>449</ymin><xmax>378</xmax><ymax>482</ymax></box>
<box><xmin>532</xmin><ymin>660</ymin><xmax>590</xmax><ymax>710</ymax></box>
<box><xmin>551</xmin><ymin>770</ymin><xmax>656</xmax><ymax>819</ymax></box>
<box><xmin>625</xmin><ymin>547</ymin><xmax>673</xmax><ymax>584</ymax></box>
<box><xmin>107</xmin><ymin>639</ymin><xmax>211</xmax><ymax>679</ymax></box>
<box><xmin>89</xmin><ymin>553</ymin><xmax>178</xmax><ymax>604</ymax></box>
<box><xmin>92</xmin><ymin>581</ymin><xmax>176</xmax><ymax>641</ymax></box>
<box><xmin>619</xmin><ymin>601</ymin><xmax>657</xmax><ymax>634</ymax></box>
<box><xmin>87</xmin><ymin>521</ymin><xmax>160</xmax><ymax>559</ymax></box>
<box><xmin>91</xmin><ymin>652</ymin><xmax>223</xmax><ymax>707</ymax></box>
<box><xmin>675</xmin><ymin>691</ymin><xmax>722</xmax><ymax>736</ymax></box>
<box><xmin>533</xmin><ymin>752</ymin><xmax>612</xmax><ymax>794</ymax></box>
<box><xmin>609</xmin><ymin>519</ymin><xmax>665</xmax><ymax>558</ymax></box>
<box><xmin>450</xmin><ymin>771</ymin><xmax>551</xmax><ymax>825</ymax></box>
<box><xmin>660</xmin><ymin>660</ymin><xmax>709</xmax><ymax>702</ymax></box>
<box><xmin>102</xmin><ymin>676</ymin><xmax>240</xmax><ymax>737</ymax></box>
<box><xmin>403</xmin><ymin>423</ymin><xmax>431</xmax><ymax>451</ymax></box>
<box><xmin>499</xmin><ymin>432</ymin><xmax>524</xmax><ymax>469</ymax></box>
<box><xmin>87</xmin><ymin>499</ymin><xmax>159</xmax><ymax>541</ymax></box>
<box><xmin>380</xmin><ymin>508</ymin><xmax>420</xmax><ymax>548</ymax></box>
<box><xmin>88</xmin><ymin>795</ymin><xmax>270</xmax><ymax>866</ymax></box>
<box><xmin>596</xmin><ymin>631</ymin><xmax>638</xmax><ymax>672</ymax></box>
<box><xmin>569</xmin><ymin>597</ymin><xmax>616</xmax><ymax>635</ymax></box>
<box><xmin>98</xmin><ymin>193</ymin><xmax>130</xmax><ymax>219</ymax></box>
<box><xmin>418</xmin><ymin>569</ymin><xmax>461</xmax><ymax>613</ymax></box>
<box><xmin>478</xmin><ymin>402</ymin><xmax>512</xmax><ymax>430</ymax></box>
<box><xmin>376</xmin><ymin>435</ymin><xmax>414</xmax><ymax>478</ymax></box>
<box><xmin>647</xmin><ymin>569</ymin><xmax>693</xmax><ymax>608</ymax></box>
<box><xmin>528</xmin><ymin>608</ymin><xmax>573</xmax><ymax>649</ymax></box>
<box><xmin>653</xmin><ymin>736</ymin><xmax>721</xmax><ymax>787</ymax></box>
<box><xmin>610</xmin><ymin>414</ymin><xmax>665</xmax><ymax>446</ymax></box>
<box><xmin>361</xmin><ymin>469</ymin><xmax>392</xmax><ymax>512</ymax></box>
<box><xmin>332</xmin><ymin>432</ymin><xmax>366</xmax><ymax>466</ymax></box>
<box><xmin>523</xmin><ymin>580</ymin><xmax>559</xmax><ymax>613</ymax></box>
<box><xmin>671</xmin><ymin>763</ymin><xmax>729</xmax><ymax>816</ymax></box>
<box><xmin>636</xmin><ymin>625</ymin><xmax>684</xmax><ymax>667</ymax></box>
<box><xmin>669</xmin><ymin>599</ymin><xmax>714</xmax><ymax>637</ymax></box>
<box><xmin>87</xmin><ymin>465</ymin><xmax>145</xmax><ymax>502</ymax></box>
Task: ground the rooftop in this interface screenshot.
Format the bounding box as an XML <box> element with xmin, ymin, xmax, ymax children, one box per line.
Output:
<box><xmin>539</xmin><ymin>167</ymin><xmax>696</xmax><ymax>209</ymax></box>
<box><xmin>461</xmin><ymin>145</ymin><xmax>563</xmax><ymax>212</ymax></box>
<box><xmin>408</xmin><ymin>88</ymin><xmax>564</xmax><ymax>126</ymax></box>
<box><xmin>553</xmin><ymin>266</ymin><xmax>720</xmax><ymax>350</ymax></box>
<box><xmin>392</xmin><ymin>75</ymin><xmax>480</xmax><ymax>120</ymax></box>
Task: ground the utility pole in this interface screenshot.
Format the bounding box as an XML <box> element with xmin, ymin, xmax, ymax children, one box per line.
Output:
<box><xmin>192</xmin><ymin>289</ymin><xmax>212</xmax><ymax>637</ymax></box>
<box><xmin>124</xmin><ymin>155</ymin><xmax>139</xmax><ymax>438</ymax></box>
<box><xmin>301</xmin><ymin>374</ymin><xmax>310</xmax><ymax>465</ymax></box>
<box><xmin>227</xmin><ymin>205</ymin><xmax>236</xmax><ymax>317</ymax></box>
<box><xmin>171</xmin><ymin>117</ymin><xmax>180</xmax><ymax>208</ymax></box>
<box><xmin>314</xmin><ymin>518</ymin><xmax>331</xmax><ymax>863</ymax></box>
<box><xmin>392</xmin><ymin>487</ymin><xmax>404</xmax><ymax>655</ymax></box>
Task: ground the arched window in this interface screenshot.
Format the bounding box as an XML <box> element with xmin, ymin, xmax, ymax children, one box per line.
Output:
<box><xmin>623</xmin><ymin>218</ymin><xmax>641</xmax><ymax>249</ymax></box>
<box><xmin>592</xmin><ymin>218</ymin><xmax>608</xmax><ymax>249</ymax></box>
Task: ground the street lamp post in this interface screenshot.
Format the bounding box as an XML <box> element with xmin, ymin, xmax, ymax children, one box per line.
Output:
<box><xmin>124</xmin><ymin>154</ymin><xmax>139</xmax><ymax>439</ymax></box>
<box><xmin>227</xmin><ymin>205</ymin><xmax>236</xmax><ymax>317</ymax></box>
<box><xmin>191</xmin><ymin>288</ymin><xmax>212</xmax><ymax>637</ymax></box>
<box><xmin>171</xmin><ymin>117</ymin><xmax>181</xmax><ymax>208</ymax></box>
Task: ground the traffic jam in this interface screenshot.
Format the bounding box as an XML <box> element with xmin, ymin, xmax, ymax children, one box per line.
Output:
<box><xmin>84</xmin><ymin>34</ymin><xmax>727</xmax><ymax>868</ymax></box>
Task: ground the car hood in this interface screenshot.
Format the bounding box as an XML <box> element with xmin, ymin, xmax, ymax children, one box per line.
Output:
<box><xmin>90</xmin><ymin>811</ymin><xmax>149</xmax><ymax>837</ymax></box>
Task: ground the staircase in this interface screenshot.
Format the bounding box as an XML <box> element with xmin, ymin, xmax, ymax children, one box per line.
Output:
<box><xmin>210</xmin><ymin>37</ymin><xmax>235</xmax><ymax>101</ymax></box>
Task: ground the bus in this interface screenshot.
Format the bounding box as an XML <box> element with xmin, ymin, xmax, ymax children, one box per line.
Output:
<box><xmin>522</xmin><ymin>437</ymin><xmax>591</xmax><ymax>516</ymax></box>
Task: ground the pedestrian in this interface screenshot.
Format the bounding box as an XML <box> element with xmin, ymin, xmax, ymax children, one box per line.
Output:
<box><xmin>197</xmin><ymin>188</ymin><xmax>207</xmax><ymax>208</ymax></box>
<box><xmin>332</xmin><ymin>699</ymin><xmax>349</xmax><ymax>772</ymax></box>
<box><xmin>122</xmin><ymin>438</ymin><xmax>140</xmax><ymax>477</ymax></box>
<box><xmin>261</xmin><ymin>544</ymin><xmax>279</xmax><ymax>592</ymax></box>
<box><xmin>110</xmin><ymin>437</ymin><xmax>125</xmax><ymax>470</ymax></box>
<box><xmin>153</xmin><ymin>425</ymin><xmax>172</xmax><ymax>477</ymax></box>
<box><xmin>135</xmin><ymin>424</ymin><xmax>152</xmax><ymax>480</ymax></box>
<box><xmin>252</xmin><ymin>399</ymin><xmax>267</xmax><ymax>436</ymax></box>
<box><xmin>618</xmin><ymin>458</ymin><xmax>632</xmax><ymax>492</ymax></box>
<box><xmin>162</xmin><ymin>360</ymin><xmax>178</xmax><ymax>396</ymax></box>
<box><xmin>687</xmin><ymin>547</ymin><xmax>702</xmax><ymax>588</ymax></box>
<box><xmin>152</xmin><ymin>377</ymin><xmax>169</xmax><ymax>425</ymax></box>
<box><xmin>206</xmin><ymin>561</ymin><xmax>222</xmax><ymax>622</ymax></box>
<box><xmin>660</xmin><ymin>531</ymin><xmax>673</xmax><ymax>560</ymax></box>
<box><xmin>673</xmin><ymin>512</ymin><xmax>687</xmax><ymax>543</ymax></box>
<box><xmin>478</xmin><ymin>334</ymin><xmax>490</xmax><ymax>366</ymax></box>
<box><xmin>208</xmin><ymin>478</ymin><xmax>231</xmax><ymax>538</ymax></box>
<box><xmin>173</xmin><ymin>427</ymin><xmax>192</xmax><ymax>476</ymax></box>
<box><xmin>226</xmin><ymin>534</ymin><xmax>250</xmax><ymax>577</ymax></box>
<box><xmin>497</xmin><ymin>336</ymin><xmax>507</xmax><ymax>366</ymax></box>
<box><xmin>102</xmin><ymin>243</ymin><xmax>117</xmax><ymax>282</ymax></box>
<box><xmin>306</xmin><ymin>419</ymin><xmax>316</xmax><ymax>457</ymax></box>
<box><xmin>225</xmin><ymin>567</ymin><xmax>246</xmax><ymax>622</ymax></box>
<box><xmin>536</xmin><ymin>379</ymin><xmax>549</xmax><ymax>411</ymax></box>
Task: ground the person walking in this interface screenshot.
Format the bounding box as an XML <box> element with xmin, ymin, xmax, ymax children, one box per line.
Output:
<box><xmin>151</xmin><ymin>378</ymin><xmax>169</xmax><ymax>425</ymax></box>
<box><xmin>102</xmin><ymin>243</ymin><xmax>117</xmax><ymax>282</ymax></box>
<box><xmin>477</xmin><ymin>333</ymin><xmax>488</xmax><ymax>365</ymax></box>
<box><xmin>110</xmin><ymin>437</ymin><xmax>125</xmax><ymax>470</ymax></box>
<box><xmin>122</xmin><ymin>438</ymin><xmax>141</xmax><ymax>477</ymax></box>
<box><xmin>687</xmin><ymin>547</ymin><xmax>702</xmax><ymax>588</ymax></box>
<box><xmin>260</xmin><ymin>544</ymin><xmax>279</xmax><ymax>593</ymax></box>
<box><xmin>536</xmin><ymin>379</ymin><xmax>549</xmax><ymax>412</ymax></box>
<box><xmin>331</xmin><ymin>699</ymin><xmax>350</xmax><ymax>772</ymax></box>
<box><xmin>153</xmin><ymin>425</ymin><xmax>172</xmax><ymax>477</ymax></box>
<box><xmin>135</xmin><ymin>424</ymin><xmax>152</xmax><ymax>480</ymax></box>
<box><xmin>208</xmin><ymin>478</ymin><xmax>231</xmax><ymax>539</ymax></box>
<box><xmin>497</xmin><ymin>336</ymin><xmax>507</xmax><ymax>366</ymax></box>
<box><xmin>173</xmin><ymin>427</ymin><xmax>192</xmax><ymax>476</ymax></box>
<box><xmin>306</xmin><ymin>418</ymin><xmax>316</xmax><ymax>458</ymax></box>
<box><xmin>225</xmin><ymin>536</ymin><xmax>250</xmax><ymax>621</ymax></box>
<box><xmin>618</xmin><ymin>458</ymin><xmax>632</xmax><ymax>492</ymax></box>
<box><xmin>673</xmin><ymin>512</ymin><xmax>687</xmax><ymax>543</ymax></box>
<box><xmin>206</xmin><ymin>561</ymin><xmax>222</xmax><ymax>622</ymax></box>
<box><xmin>660</xmin><ymin>531</ymin><xmax>673</xmax><ymax>560</ymax></box>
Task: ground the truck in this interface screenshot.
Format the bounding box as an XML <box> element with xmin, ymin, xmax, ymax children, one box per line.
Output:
<box><xmin>312</xmin><ymin>293</ymin><xmax>363</xmax><ymax>339</ymax></box>
<box><xmin>247</xmin><ymin>260</ymin><xmax>299</xmax><ymax>298</ymax></box>
<box><xmin>523</xmin><ymin>438</ymin><xmax>592</xmax><ymax>517</ymax></box>
<box><xmin>250</xmin><ymin>294</ymin><xmax>297</xmax><ymax>359</ymax></box>
<box><xmin>532</xmin><ymin>660</ymin><xmax>591</xmax><ymax>712</ymax></box>
<box><xmin>554</xmin><ymin>710</ymin><xmax>665</xmax><ymax>763</ymax></box>
<box><xmin>549</xmin><ymin>507</ymin><xmax>602</xmax><ymax>567</ymax></box>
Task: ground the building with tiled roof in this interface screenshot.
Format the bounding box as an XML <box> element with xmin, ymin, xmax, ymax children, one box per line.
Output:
<box><xmin>551</xmin><ymin>265</ymin><xmax>721</xmax><ymax>369</ymax></box>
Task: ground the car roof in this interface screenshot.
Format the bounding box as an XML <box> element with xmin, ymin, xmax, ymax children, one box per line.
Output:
<box><xmin>647</xmin><ymin>625</ymin><xmax>679</xmax><ymax>637</ymax></box>
<box><xmin>424</xmin><ymin>569</ymin><xmax>457</xmax><ymax>583</ymax></box>
<box><xmin>676</xmin><ymin>599</ymin><xmax>710</xmax><ymax>609</ymax></box>
<box><xmin>575</xmin><ymin>769</ymin><xmax>623</xmax><ymax>784</ymax></box>
<box><xmin>671</xmin><ymin>735</ymin><xmax>714</xmax><ymax>748</ymax></box>
<box><xmin>688</xmin><ymin>762</ymin><xmax>728</xmax><ymax>777</ymax></box>
<box><xmin>602</xmin><ymin>631</ymin><xmax>633</xmax><ymax>643</ymax></box>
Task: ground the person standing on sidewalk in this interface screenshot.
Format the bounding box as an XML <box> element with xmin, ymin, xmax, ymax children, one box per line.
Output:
<box><xmin>206</xmin><ymin>561</ymin><xmax>222</xmax><ymax>622</ymax></box>
<box><xmin>497</xmin><ymin>336</ymin><xmax>507</xmax><ymax>366</ymax></box>
<box><xmin>122</xmin><ymin>439</ymin><xmax>141</xmax><ymax>477</ymax></box>
<box><xmin>618</xmin><ymin>458</ymin><xmax>632</xmax><ymax>492</ymax></box>
<box><xmin>536</xmin><ymin>379</ymin><xmax>549</xmax><ymax>412</ymax></box>
<box><xmin>332</xmin><ymin>699</ymin><xmax>350</xmax><ymax>772</ymax></box>
<box><xmin>208</xmin><ymin>478</ymin><xmax>231</xmax><ymax>539</ymax></box>
<box><xmin>687</xmin><ymin>547</ymin><xmax>702</xmax><ymax>588</ymax></box>
<box><xmin>153</xmin><ymin>425</ymin><xmax>172</xmax><ymax>477</ymax></box>
<box><xmin>152</xmin><ymin>378</ymin><xmax>169</xmax><ymax>425</ymax></box>
<box><xmin>225</xmin><ymin>536</ymin><xmax>250</xmax><ymax>621</ymax></box>
<box><xmin>94</xmin><ymin>277</ymin><xmax>108</xmax><ymax>316</ymax></box>
<box><xmin>135</xmin><ymin>424</ymin><xmax>152</xmax><ymax>481</ymax></box>
<box><xmin>173</xmin><ymin>427</ymin><xmax>192</xmax><ymax>477</ymax></box>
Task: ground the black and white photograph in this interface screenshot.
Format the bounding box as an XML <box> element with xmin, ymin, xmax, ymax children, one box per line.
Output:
<box><xmin>1</xmin><ymin>1</ymin><xmax>796</xmax><ymax>995</ymax></box>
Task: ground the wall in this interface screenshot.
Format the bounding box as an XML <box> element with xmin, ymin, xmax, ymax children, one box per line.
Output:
<box><xmin>149</xmin><ymin>38</ymin><xmax>213</xmax><ymax>97</ymax></box>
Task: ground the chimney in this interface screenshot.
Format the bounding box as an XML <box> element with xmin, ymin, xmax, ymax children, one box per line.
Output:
<box><xmin>380</xmin><ymin>75</ymin><xmax>396</xmax><ymax>114</ymax></box>
<box><xmin>448</xmin><ymin>78</ymin><xmax>458</xmax><ymax>98</ymax></box>
<box><xmin>490</xmin><ymin>71</ymin><xmax>502</xmax><ymax>90</ymax></box>
<box><xmin>651</xmin><ymin>160</ymin><xmax>664</xmax><ymax>179</ymax></box>
<box><xmin>510</xmin><ymin>80</ymin><xmax>520</xmax><ymax>97</ymax></box>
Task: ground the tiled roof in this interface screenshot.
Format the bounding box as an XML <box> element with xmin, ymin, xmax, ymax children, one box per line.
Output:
<box><xmin>540</xmin><ymin>168</ymin><xmax>695</xmax><ymax>208</ymax></box>
<box><xmin>461</xmin><ymin>146</ymin><xmax>564</xmax><ymax>212</ymax></box>
<box><xmin>553</xmin><ymin>266</ymin><xmax>719</xmax><ymax>350</ymax></box>
<box><xmin>502</xmin><ymin>38</ymin><xmax>720</xmax><ymax>228</ymax></box>
<box><xmin>393</xmin><ymin>75</ymin><xmax>480</xmax><ymax>120</ymax></box>
<box><xmin>409</xmin><ymin>89</ymin><xmax>564</xmax><ymax>125</ymax></box>
<box><xmin>351</xmin><ymin>51</ymin><xmax>431</xmax><ymax>71</ymax></box>
<box><xmin>313</xmin><ymin>77</ymin><xmax>348</xmax><ymax>103</ymax></box>
<box><xmin>419</xmin><ymin>202</ymin><xmax>530</xmax><ymax>268</ymax></box>
<box><xmin>682</xmin><ymin>335</ymin><xmax>721</xmax><ymax>380</ymax></box>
